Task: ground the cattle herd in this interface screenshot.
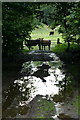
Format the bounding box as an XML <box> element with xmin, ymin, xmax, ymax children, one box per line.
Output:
<box><xmin>25</xmin><ymin>30</ymin><xmax>56</xmax><ymax>50</ymax></box>
<box><xmin>25</xmin><ymin>38</ymin><xmax>51</xmax><ymax>50</ymax></box>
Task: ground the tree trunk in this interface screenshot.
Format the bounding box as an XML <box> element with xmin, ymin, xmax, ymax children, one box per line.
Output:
<box><xmin>21</xmin><ymin>40</ymin><xmax>23</xmax><ymax>50</ymax></box>
<box><xmin>66</xmin><ymin>40</ymin><xmax>70</xmax><ymax>52</ymax></box>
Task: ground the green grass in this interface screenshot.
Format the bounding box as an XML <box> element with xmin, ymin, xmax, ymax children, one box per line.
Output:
<box><xmin>23</xmin><ymin>24</ymin><xmax>80</xmax><ymax>53</ymax></box>
<box><xmin>31</xmin><ymin>24</ymin><xmax>63</xmax><ymax>50</ymax></box>
<box><xmin>73</xmin><ymin>95</ymin><xmax>80</xmax><ymax>115</ymax></box>
<box><xmin>24</xmin><ymin>24</ymin><xmax>64</xmax><ymax>51</ymax></box>
<box><xmin>52</xmin><ymin>43</ymin><xmax>80</xmax><ymax>53</ymax></box>
<box><xmin>36</xmin><ymin>98</ymin><xmax>55</xmax><ymax>118</ymax></box>
<box><xmin>31</xmin><ymin>24</ymin><xmax>63</xmax><ymax>40</ymax></box>
<box><xmin>66</xmin><ymin>63</ymin><xmax>80</xmax><ymax>80</ymax></box>
<box><xmin>52</xmin><ymin>43</ymin><xmax>67</xmax><ymax>53</ymax></box>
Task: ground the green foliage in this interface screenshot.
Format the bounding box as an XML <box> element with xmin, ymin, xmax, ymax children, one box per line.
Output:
<box><xmin>2</xmin><ymin>3</ymin><xmax>40</xmax><ymax>56</ymax></box>
<box><xmin>2</xmin><ymin>2</ymin><xmax>80</xmax><ymax>55</ymax></box>
<box><xmin>53</xmin><ymin>3</ymin><xmax>80</xmax><ymax>44</ymax></box>
<box><xmin>39</xmin><ymin>2</ymin><xmax>80</xmax><ymax>50</ymax></box>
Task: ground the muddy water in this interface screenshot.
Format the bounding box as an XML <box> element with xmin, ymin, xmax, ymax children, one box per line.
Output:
<box><xmin>2</xmin><ymin>52</ymin><xmax>79</xmax><ymax>119</ymax></box>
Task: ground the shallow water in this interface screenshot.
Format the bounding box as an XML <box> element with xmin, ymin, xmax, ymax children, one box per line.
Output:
<box><xmin>2</xmin><ymin>52</ymin><xmax>79</xmax><ymax>119</ymax></box>
<box><xmin>14</xmin><ymin>60</ymin><xmax>65</xmax><ymax>105</ymax></box>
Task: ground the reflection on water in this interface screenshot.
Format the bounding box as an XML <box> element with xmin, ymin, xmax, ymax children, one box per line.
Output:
<box><xmin>14</xmin><ymin>61</ymin><xmax>65</xmax><ymax>106</ymax></box>
<box><xmin>3</xmin><ymin>54</ymin><xmax>77</xmax><ymax>118</ymax></box>
<box><xmin>28</xmin><ymin>51</ymin><xmax>60</xmax><ymax>61</ymax></box>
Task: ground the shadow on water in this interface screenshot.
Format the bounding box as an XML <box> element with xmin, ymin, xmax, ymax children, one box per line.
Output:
<box><xmin>2</xmin><ymin>52</ymin><xmax>79</xmax><ymax>119</ymax></box>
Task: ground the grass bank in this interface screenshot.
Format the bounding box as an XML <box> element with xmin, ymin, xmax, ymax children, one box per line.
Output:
<box><xmin>52</xmin><ymin>43</ymin><xmax>80</xmax><ymax>116</ymax></box>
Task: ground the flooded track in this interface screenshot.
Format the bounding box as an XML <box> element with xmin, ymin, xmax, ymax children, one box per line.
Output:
<box><xmin>2</xmin><ymin>51</ymin><xmax>79</xmax><ymax>119</ymax></box>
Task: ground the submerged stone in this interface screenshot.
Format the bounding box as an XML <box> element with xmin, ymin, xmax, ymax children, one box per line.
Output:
<box><xmin>53</xmin><ymin>94</ymin><xmax>64</xmax><ymax>102</ymax></box>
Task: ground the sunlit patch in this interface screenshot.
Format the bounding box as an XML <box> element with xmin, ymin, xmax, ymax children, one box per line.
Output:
<box><xmin>14</xmin><ymin>80</ymin><xmax>24</xmax><ymax>86</ymax></box>
<box><xmin>3</xmin><ymin>59</ymin><xmax>67</xmax><ymax>118</ymax></box>
<box><xmin>23</xmin><ymin>76</ymin><xmax>28</xmax><ymax>79</ymax></box>
<box><xmin>13</xmin><ymin>61</ymin><xmax>65</xmax><ymax>106</ymax></box>
<box><xmin>49</xmin><ymin>53</ymin><xmax>60</xmax><ymax>61</ymax></box>
<box><xmin>52</xmin><ymin>115</ymin><xmax>60</xmax><ymax>120</ymax></box>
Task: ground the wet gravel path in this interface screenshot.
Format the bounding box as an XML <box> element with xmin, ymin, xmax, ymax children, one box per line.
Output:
<box><xmin>2</xmin><ymin>50</ymin><xmax>80</xmax><ymax>120</ymax></box>
<box><xmin>14</xmin><ymin>50</ymin><xmax>59</xmax><ymax>62</ymax></box>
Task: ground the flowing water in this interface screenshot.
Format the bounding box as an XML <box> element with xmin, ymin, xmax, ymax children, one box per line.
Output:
<box><xmin>2</xmin><ymin>51</ymin><xmax>79</xmax><ymax>119</ymax></box>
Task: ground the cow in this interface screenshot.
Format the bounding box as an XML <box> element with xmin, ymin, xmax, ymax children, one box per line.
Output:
<box><xmin>41</xmin><ymin>40</ymin><xmax>51</xmax><ymax>50</ymax></box>
<box><xmin>25</xmin><ymin>39</ymin><xmax>41</xmax><ymax>50</ymax></box>
<box><xmin>25</xmin><ymin>38</ymin><xmax>51</xmax><ymax>51</ymax></box>
<box><xmin>36</xmin><ymin>38</ymin><xmax>51</xmax><ymax>50</ymax></box>
<box><xmin>49</xmin><ymin>31</ymin><xmax>54</xmax><ymax>36</ymax></box>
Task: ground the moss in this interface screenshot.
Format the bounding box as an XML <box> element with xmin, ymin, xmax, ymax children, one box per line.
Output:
<box><xmin>36</xmin><ymin>98</ymin><xmax>55</xmax><ymax>118</ymax></box>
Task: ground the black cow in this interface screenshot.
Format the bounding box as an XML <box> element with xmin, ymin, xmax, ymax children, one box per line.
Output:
<box><xmin>49</xmin><ymin>31</ymin><xmax>54</xmax><ymax>36</ymax></box>
<box><xmin>25</xmin><ymin>40</ymin><xmax>41</xmax><ymax>50</ymax></box>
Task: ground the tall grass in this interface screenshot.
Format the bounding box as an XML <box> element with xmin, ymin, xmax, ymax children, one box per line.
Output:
<box><xmin>52</xmin><ymin>43</ymin><xmax>67</xmax><ymax>53</ymax></box>
<box><xmin>52</xmin><ymin>43</ymin><xmax>80</xmax><ymax>53</ymax></box>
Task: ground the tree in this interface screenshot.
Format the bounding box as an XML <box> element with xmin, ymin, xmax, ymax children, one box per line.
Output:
<box><xmin>2</xmin><ymin>2</ymin><xmax>80</xmax><ymax>55</ymax></box>
<box><xmin>39</xmin><ymin>2</ymin><xmax>80</xmax><ymax>51</ymax></box>
<box><xmin>51</xmin><ymin>2</ymin><xmax>80</xmax><ymax>51</ymax></box>
<box><xmin>2</xmin><ymin>2</ymin><xmax>40</xmax><ymax>56</ymax></box>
